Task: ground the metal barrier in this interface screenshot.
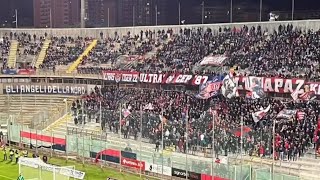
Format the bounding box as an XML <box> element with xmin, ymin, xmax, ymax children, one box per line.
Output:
<box><xmin>0</xmin><ymin>94</ymin><xmax>73</xmax><ymax>130</ymax></box>
<box><xmin>7</xmin><ymin>122</ymin><xmax>303</xmax><ymax>180</ymax></box>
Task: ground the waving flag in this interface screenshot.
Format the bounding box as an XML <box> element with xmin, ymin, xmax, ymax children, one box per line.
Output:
<box><xmin>296</xmin><ymin>111</ymin><xmax>306</xmax><ymax>121</ymax></box>
<box><xmin>221</xmin><ymin>69</ymin><xmax>239</xmax><ymax>99</ymax></box>
<box><xmin>299</xmin><ymin>91</ymin><xmax>316</xmax><ymax>101</ymax></box>
<box><xmin>246</xmin><ymin>77</ymin><xmax>265</xmax><ymax>99</ymax></box>
<box><xmin>144</xmin><ymin>103</ymin><xmax>154</xmax><ymax>110</ymax></box>
<box><xmin>276</xmin><ymin>109</ymin><xmax>297</xmax><ymax>120</ymax></box>
<box><xmin>231</xmin><ymin>126</ymin><xmax>252</xmax><ymax>137</ymax></box>
<box><xmin>251</xmin><ymin>105</ymin><xmax>271</xmax><ymax>123</ymax></box>
<box><xmin>122</xmin><ymin>109</ymin><xmax>131</xmax><ymax>118</ymax></box>
<box><xmin>291</xmin><ymin>90</ymin><xmax>299</xmax><ymax>101</ymax></box>
<box><xmin>158</xmin><ymin>115</ymin><xmax>168</xmax><ymax>130</ymax></box>
<box><xmin>291</xmin><ymin>85</ymin><xmax>316</xmax><ymax>101</ymax></box>
<box><xmin>196</xmin><ymin>76</ymin><xmax>223</xmax><ymax>99</ymax></box>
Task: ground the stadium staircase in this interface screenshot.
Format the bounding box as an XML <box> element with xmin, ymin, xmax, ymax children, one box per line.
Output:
<box><xmin>43</xmin><ymin>113</ymin><xmax>73</xmax><ymax>133</ymax></box>
<box><xmin>34</xmin><ymin>39</ymin><xmax>51</xmax><ymax>68</ymax></box>
<box><xmin>7</xmin><ymin>40</ymin><xmax>18</xmax><ymax>68</ymax></box>
<box><xmin>43</xmin><ymin>115</ymin><xmax>101</xmax><ymax>135</ymax></box>
<box><xmin>66</xmin><ymin>39</ymin><xmax>98</xmax><ymax>73</ymax></box>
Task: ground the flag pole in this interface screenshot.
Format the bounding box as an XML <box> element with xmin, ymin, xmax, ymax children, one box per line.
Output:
<box><xmin>65</xmin><ymin>98</ymin><xmax>68</xmax><ymax>161</ymax></box>
<box><xmin>178</xmin><ymin>1</ymin><xmax>181</xmax><ymax>25</ymax></box>
<box><xmin>240</xmin><ymin>116</ymin><xmax>243</xmax><ymax>178</ymax></box>
<box><xmin>230</xmin><ymin>0</ymin><xmax>233</xmax><ymax>23</ymax></box>
<box><xmin>119</xmin><ymin>103</ymin><xmax>122</xmax><ymax>172</ymax></box>
<box><xmin>272</xmin><ymin>117</ymin><xmax>276</xmax><ymax>179</ymax></box>
<box><xmin>259</xmin><ymin>0</ymin><xmax>263</xmax><ymax>22</ymax></box>
<box><xmin>139</xmin><ymin>105</ymin><xmax>143</xmax><ymax>177</ymax></box>
<box><xmin>99</xmin><ymin>101</ymin><xmax>102</xmax><ymax>132</ymax></box>
<box><xmin>201</xmin><ymin>1</ymin><xmax>204</xmax><ymax>24</ymax></box>
<box><xmin>155</xmin><ymin>5</ymin><xmax>158</xmax><ymax>26</ymax></box>
<box><xmin>185</xmin><ymin>107</ymin><xmax>189</xmax><ymax>180</ymax></box>
<box><xmin>15</xmin><ymin>9</ymin><xmax>18</xmax><ymax>28</ymax></box>
<box><xmin>161</xmin><ymin>107</ymin><xmax>164</xmax><ymax>179</ymax></box>
<box><xmin>291</xmin><ymin>0</ymin><xmax>295</xmax><ymax>21</ymax></box>
<box><xmin>211</xmin><ymin>108</ymin><xmax>215</xmax><ymax>180</ymax></box>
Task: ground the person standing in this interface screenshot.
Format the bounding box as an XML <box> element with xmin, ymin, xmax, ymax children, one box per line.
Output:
<box><xmin>22</xmin><ymin>149</ymin><xmax>28</xmax><ymax>157</ymax></box>
<box><xmin>155</xmin><ymin>140</ymin><xmax>160</xmax><ymax>152</ymax></box>
<box><xmin>3</xmin><ymin>147</ymin><xmax>7</xmax><ymax>161</ymax></box>
<box><xmin>9</xmin><ymin>148</ymin><xmax>14</xmax><ymax>162</ymax></box>
<box><xmin>15</xmin><ymin>149</ymin><xmax>19</xmax><ymax>164</ymax></box>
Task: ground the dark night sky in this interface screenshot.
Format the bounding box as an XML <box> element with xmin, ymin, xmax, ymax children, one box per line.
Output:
<box><xmin>0</xmin><ymin>0</ymin><xmax>33</xmax><ymax>27</ymax></box>
<box><xmin>1</xmin><ymin>0</ymin><xmax>320</xmax><ymax>27</ymax></box>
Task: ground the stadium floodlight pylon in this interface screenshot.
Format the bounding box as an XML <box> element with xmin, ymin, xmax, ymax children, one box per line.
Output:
<box><xmin>18</xmin><ymin>157</ymin><xmax>85</xmax><ymax>180</ymax></box>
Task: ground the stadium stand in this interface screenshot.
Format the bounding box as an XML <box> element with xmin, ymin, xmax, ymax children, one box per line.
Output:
<box><xmin>0</xmin><ymin>36</ymin><xmax>10</xmax><ymax>69</ymax></box>
<box><xmin>7</xmin><ymin>40</ymin><xmax>18</xmax><ymax>68</ymax></box>
<box><xmin>0</xmin><ymin>95</ymin><xmax>74</xmax><ymax>128</ymax></box>
<box><xmin>39</xmin><ymin>36</ymin><xmax>93</xmax><ymax>72</ymax></box>
<box><xmin>15</xmin><ymin>33</ymin><xmax>43</xmax><ymax>68</ymax></box>
<box><xmin>69</xmin><ymin>87</ymin><xmax>318</xmax><ymax>161</ymax></box>
<box><xmin>35</xmin><ymin>39</ymin><xmax>51</xmax><ymax>68</ymax></box>
<box><xmin>62</xmin><ymin>86</ymin><xmax>320</xmax><ymax>179</ymax></box>
<box><xmin>73</xmin><ymin>24</ymin><xmax>320</xmax><ymax>79</ymax></box>
<box><xmin>66</xmin><ymin>39</ymin><xmax>98</xmax><ymax>73</ymax></box>
<box><xmin>77</xmin><ymin>35</ymin><xmax>156</xmax><ymax>73</ymax></box>
<box><xmin>3</xmin><ymin>20</ymin><xmax>320</xmax><ymax>179</ymax></box>
<box><xmin>4</xmin><ymin>23</ymin><xmax>320</xmax><ymax>78</ymax></box>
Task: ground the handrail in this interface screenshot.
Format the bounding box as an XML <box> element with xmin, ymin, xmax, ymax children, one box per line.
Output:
<box><xmin>66</xmin><ymin>40</ymin><xmax>98</xmax><ymax>73</ymax></box>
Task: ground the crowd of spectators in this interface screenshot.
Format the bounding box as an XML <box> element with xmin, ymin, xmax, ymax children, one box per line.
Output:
<box><xmin>74</xmin><ymin>24</ymin><xmax>320</xmax><ymax>81</ymax></box>
<box><xmin>77</xmin><ymin>31</ymin><xmax>158</xmax><ymax>73</ymax></box>
<box><xmin>2</xmin><ymin>23</ymin><xmax>320</xmax><ymax>80</ymax></box>
<box><xmin>2</xmin><ymin>24</ymin><xmax>320</xmax><ymax>160</ymax></box>
<box><xmin>71</xmin><ymin>86</ymin><xmax>320</xmax><ymax>161</ymax></box>
<box><xmin>15</xmin><ymin>33</ymin><xmax>44</xmax><ymax>56</ymax></box>
<box><xmin>40</xmin><ymin>36</ymin><xmax>93</xmax><ymax>70</ymax></box>
<box><xmin>0</xmin><ymin>36</ymin><xmax>11</xmax><ymax>69</ymax></box>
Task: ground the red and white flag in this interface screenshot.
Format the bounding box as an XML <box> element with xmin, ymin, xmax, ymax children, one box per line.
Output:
<box><xmin>122</xmin><ymin>109</ymin><xmax>131</xmax><ymax>118</ymax></box>
<box><xmin>291</xmin><ymin>90</ymin><xmax>299</xmax><ymax>101</ymax></box>
<box><xmin>291</xmin><ymin>90</ymin><xmax>316</xmax><ymax>101</ymax></box>
<box><xmin>296</xmin><ymin>111</ymin><xmax>306</xmax><ymax>121</ymax></box>
<box><xmin>251</xmin><ymin>105</ymin><xmax>271</xmax><ymax>123</ymax></box>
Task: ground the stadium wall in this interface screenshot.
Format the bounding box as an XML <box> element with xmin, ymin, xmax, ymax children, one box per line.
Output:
<box><xmin>0</xmin><ymin>20</ymin><xmax>320</xmax><ymax>38</ymax></box>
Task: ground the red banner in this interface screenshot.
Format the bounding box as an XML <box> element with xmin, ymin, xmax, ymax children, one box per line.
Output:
<box><xmin>17</xmin><ymin>69</ymin><xmax>36</xmax><ymax>75</ymax></box>
<box><xmin>20</xmin><ymin>131</ymin><xmax>66</xmax><ymax>145</ymax></box>
<box><xmin>102</xmin><ymin>71</ymin><xmax>208</xmax><ymax>85</ymax></box>
<box><xmin>201</xmin><ymin>174</ymin><xmax>229</xmax><ymax>180</ymax></box>
<box><xmin>121</xmin><ymin>157</ymin><xmax>145</xmax><ymax>170</ymax></box>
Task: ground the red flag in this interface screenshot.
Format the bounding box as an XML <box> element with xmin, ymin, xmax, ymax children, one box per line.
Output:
<box><xmin>296</xmin><ymin>111</ymin><xmax>306</xmax><ymax>121</ymax></box>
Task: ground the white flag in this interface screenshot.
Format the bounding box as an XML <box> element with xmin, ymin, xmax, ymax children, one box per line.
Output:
<box><xmin>251</xmin><ymin>105</ymin><xmax>271</xmax><ymax>123</ymax></box>
<box><xmin>291</xmin><ymin>90</ymin><xmax>299</xmax><ymax>101</ymax></box>
<box><xmin>144</xmin><ymin>103</ymin><xmax>154</xmax><ymax>110</ymax></box>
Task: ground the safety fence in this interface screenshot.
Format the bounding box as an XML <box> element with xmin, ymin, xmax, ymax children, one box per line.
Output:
<box><xmin>0</xmin><ymin>94</ymin><xmax>75</xmax><ymax>130</ymax></box>
<box><xmin>6</xmin><ymin>123</ymin><xmax>301</xmax><ymax>180</ymax></box>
